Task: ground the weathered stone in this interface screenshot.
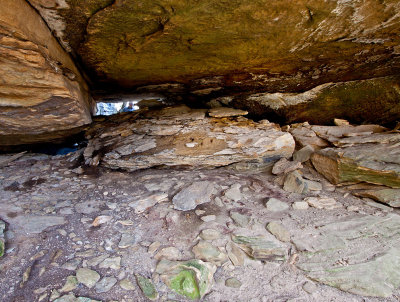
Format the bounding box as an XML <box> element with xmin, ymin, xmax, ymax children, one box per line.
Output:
<box><xmin>99</xmin><ymin>257</ymin><xmax>121</xmax><ymax>270</ymax></box>
<box><xmin>128</xmin><ymin>193</ymin><xmax>168</xmax><ymax>213</ymax></box>
<box><xmin>333</xmin><ymin>119</ymin><xmax>350</xmax><ymax>126</ymax></box>
<box><xmin>83</xmin><ymin>107</ymin><xmax>295</xmax><ymax>172</ymax></box>
<box><xmin>293</xmin><ymin>145</ymin><xmax>314</xmax><ymax>163</ymax></box>
<box><xmin>232</xmin><ymin>235</ymin><xmax>286</xmax><ymax>261</ymax></box>
<box><xmin>119</xmin><ymin>279</ymin><xmax>135</xmax><ymax>291</ymax></box>
<box><xmin>265</xmin><ymin>198</ymin><xmax>289</xmax><ymax>212</ymax></box>
<box><xmin>208</xmin><ymin>108</ymin><xmax>248</xmax><ymax>118</ymax></box>
<box><xmin>95</xmin><ymin>276</ymin><xmax>117</xmax><ymax>293</ymax></box>
<box><xmin>60</xmin><ymin>276</ymin><xmax>78</xmax><ymax>293</ymax></box>
<box><xmin>154</xmin><ymin>247</ymin><xmax>182</xmax><ymax>261</ymax></box>
<box><xmin>192</xmin><ymin>241</ymin><xmax>227</xmax><ymax>266</ymax></box>
<box><xmin>292</xmin><ymin>201</ymin><xmax>309</xmax><ymax>210</ymax></box>
<box><xmin>155</xmin><ymin>259</ymin><xmax>216</xmax><ymax>300</ymax></box>
<box><xmin>283</xmin><ymin>171</ymin><xmax>307</xmax><ymax>194</ymax></box>
<box><xmin>237</xmin><ymin>77</ymin><xmax>400</xmax><ymax>125</ymax></box>
<box><xmin>200</xmin><ymin>215</ymin><xmax>216</xmax><ymax>222</ymax></box>
<box><xmin>311</xmin><ymin>132</ymin><xmax>400</xmax><ymax>188</ymax></box>
<box><xmin>225</xmin><ymin>278</ymin><xmax>242</xmax><ymax>288</ymax></box>
<box><xmin>11</xmin><ymin>215</ymin><xmax>66</xmax><ymax>234</ymax></box>
<box><xmin>172</xmin><ymin>181</ymin><xmax>215</xmax><ymax>211</ymax></box>
<box><xmin>230</xmin><ymin>211</ymin><xmax>251</xmax><ymax>228</ymax></box>
<box><xmin>0</xmin><ymin>0</ymin><xmax>92</xmax><ymax>145</ymax></box>
<box><xmin>135</xmin><ymin>275</ymin><xmax>159</xmax><ymax>301</ymax></box>
<box><xmin>355</xmin><ymin>189</ymin><xmax>400</xmax><ymax>208</ymax></box>
<box><xmin>226</xmin><ymin>242</ymin><xmax>245</xmax><ymax>267</ymax></box>
<box><xmin>76</xmin><ymin>268</ymin><xmax>100</xmax><ymax>289</ymax></box>
<box><xmin>199</xmin><ymin>229</ymin><xmax>220</xmax><ymax>241</ymax></box>
<box><xmin>289</xmin><ymin>124</ymin><xmax>329</xmax><ymax>149</ymax></box>
<box><xmin>266</xmin><ymin>222</ymin><xmax>290</xmax><ymax>242</ymax></box>
<box><xmin>118</xmin><ymin>233</ymin><xmax>137</xmax><ymax>249</ymax></box>
<box><xmin>224</xmin><ymin>184</ymin><xmax>242</xmax><ymax>202</ymax></box>
<box><xmin>272</xmin><ymin>158</ymin><xmax>303</xmax><ymax>175</ymax></box>
<box><xmin>304</xmin><ymin>197</ymin><xmax>339</xmax><ymax>210</ymax></box>
<box><xmin>293</xmin><ymin>214</ymin><xmax>400</xmax><ymax>297</ymax></box>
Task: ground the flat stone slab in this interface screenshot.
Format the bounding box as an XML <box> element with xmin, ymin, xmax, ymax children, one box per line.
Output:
<box><xmin>293</xmin><ymin>213</ymin><xmax>400</xmax><ymax>297</ymax></box>
<box><xmin>12</xmin><ymin>215</ymin><xmax>66</xmax><ymax>234</ymax></box>
<box><xmin>172</xmin><ymin>181</ymin><xmax>216</xmax><ymax>211</ymax></box>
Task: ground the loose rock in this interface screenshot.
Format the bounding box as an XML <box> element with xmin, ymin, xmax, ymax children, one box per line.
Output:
<box><xmin>76</xmin><ymin>268</ymin><xmax>100</xmax><ymax>289</ymax></box>
<box><xmin>265</xmin><ymin>198</ymin><xmax>289</xmax><ymax>212</ymax></box>
<box><xmin>266</xmin><ymin>221</ymin><xmax>290</xmax><ymax>242</ymax></box>
<box><xmin>172</xmin><ymin>181</ymin><xmax>216</xmax><ymax>211</ymax></box>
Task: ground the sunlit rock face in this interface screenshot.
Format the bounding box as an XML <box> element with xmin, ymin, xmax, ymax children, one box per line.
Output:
<box><xmin>28</xmin><ymin>0</ymin><xmax>400</xmax><ymax>92</ymax></box>
<box><xmin>0</xmin><ymin>0</ymin><xmax>92</xmax><ymax>145</ymax></box>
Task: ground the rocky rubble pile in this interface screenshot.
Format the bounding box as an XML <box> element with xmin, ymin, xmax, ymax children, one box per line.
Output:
<box><xmin>83</xmin><ymin>105</ymin><xmax>295</xmax><ymax>171</ymax></box>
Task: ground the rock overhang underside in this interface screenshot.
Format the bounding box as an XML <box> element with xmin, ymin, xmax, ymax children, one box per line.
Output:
<box><xmin>0</xmin><ymin>0</ymin><xmax>400</xmax><ymax>144</ymax></box>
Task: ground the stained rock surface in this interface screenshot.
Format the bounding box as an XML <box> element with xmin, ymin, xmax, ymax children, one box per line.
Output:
<box><xmin>0</xmin><ymin>0</ymin><xmax>93</xmax><ymax>145</ymax></box>
<box><xmin>29</xmin><ymin>0</ymin><xmax>400</xmax><ymax>94</ymax></box>
<box><xmin>83</xmin><ymin>106</ymin><xmax>295</xmax><ymax>171</ymax></box>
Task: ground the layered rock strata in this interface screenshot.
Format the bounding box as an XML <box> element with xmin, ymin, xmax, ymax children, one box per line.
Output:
<box><xmin>0</xmin><ymin>0</ymin><xmax>92</xmax><ymax>145</ymax></box>
<box><xmin>83</xmin><ymin>106</ymin><xmax>295</xmax><ymax>171</ymax></box>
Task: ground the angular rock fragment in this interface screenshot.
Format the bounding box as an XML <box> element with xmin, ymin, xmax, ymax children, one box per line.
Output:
<box><xmin>266</xmin><ymin>222</ymin><xmax>290</xmax><ymax>242</ymax></box>
<box><xmin>265</xmin><ymin>198</ymin><xmax>289</xmax><ymax>212</ymax></box>
<box><xmin>156</xmin><ymin>259</ymin><xmax>216</xmax><ymax>300</ymax></box>
<box><xmin>135</xmin><ymin>275</ymin><xmax>158</xmax><ymax>301</ymax></box>
<box><xmin>154</xmin><ymin>247</ymin><xmax>181</xmax><ymax>261</ymax></box>
<box><xmin>311</xmin><ymin>132</ymin><xmax>400</xmax><ymax>188</ymax></box>
<box><xmin>225</xmin><ymin>277</ymin><xmax>242</xmax><ymax>288</ymax></box>
<box><xmin>172</xmin><ymin>181</ymin><xmax>216</xmax><ymax>211</ymax></box>
<box><xmin>128</xmin><ymin>193</ymin><xmax>168</xmax><ymax>213</ymax></box>
<box><xmin>208</xmin><ymin>107</ymin><xmax>248</xmax><ymax>117</ymax></box>
<box><xmin>304</xmin><ymin>197</ymin><xmax>339</xmax><ymax>210</ymax></box>
<box><xmin>224</xmin><ymin>184</ymin><xmax>242</xmax><ymax>202</ymax></box>
<box><xmin>199</xmin><ymin>229</ymin><xmax>220</xmax><ymax>241</ymax></box>
<box><xmin>76</xmin><ymin>268</ymin><xmax>100</xmax><ymax>289</ymax></box>
<box><xmin>283</xmin><ymin>171</ymin><xmax>307</xmax><ymax>193</ymax></box>
<box><xmin>192</xmin><ymin>241</ymin><xmax>227</xmax><ymax>265</ymax></box>
<box><xmin>84</xmin><ymin>107</ymin><xmax>295</xmax><ymax>172</ymax></box>
<box><xmin>293</xmin><ymin>145</ymin><xmax>314</xmax><ymax>163</ymax></box>
<box><xmin>354</xmin><ymin>189</ymin><xmax>400</xmax><ymax>208</ymax></box>
<box><xmin>226</xmin><ymin>242</ymin><xmax>245</xmax><ymax>266</ymax></box>
<box><xmin>289</xmin><ymin>124</ymin><xmax>329</xmax><ymax>149</ymax></box>
<box><xmin>272</xmin><ymin>158</ymin><xmax>302</xmax><ymax>175</ymax></box>
<box><xmin>230</xmin><ymin>210</ymin><xmax>252</xmax><ymax>228</ymax></box>
<box><xmin>232</xmin><ymin>235</ymin><xmax>286</xmax><ymax>261</ymax></box>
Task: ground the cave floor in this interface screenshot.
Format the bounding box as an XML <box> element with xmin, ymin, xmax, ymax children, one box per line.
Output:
<box><xmin>1</xmin><ymin>152</ymin><xmax>400</xmax><ymax>302</ymax></box>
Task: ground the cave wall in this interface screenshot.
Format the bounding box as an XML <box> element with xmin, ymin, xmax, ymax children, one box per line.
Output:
<box><xmin>0</xmin><ymin>0</ymin><xmax>93</xmax><ymax>145</ymax></box>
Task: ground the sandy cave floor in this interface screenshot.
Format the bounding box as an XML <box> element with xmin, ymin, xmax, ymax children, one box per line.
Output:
<box><xmin>0</xmin><ymin>151</ymin><xmax>400</xmax><ymax>302</ymax></box>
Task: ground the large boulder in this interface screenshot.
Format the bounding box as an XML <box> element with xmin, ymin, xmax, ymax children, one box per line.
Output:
<box><xmin>0</xmin><ymin>0</ymin><xmax>92</xmax><ymax>145</ymax></box>
<box><xmin>230</xmin><ymin>76</ymin><xmax>400</xmax><ymax>125</ymax></box>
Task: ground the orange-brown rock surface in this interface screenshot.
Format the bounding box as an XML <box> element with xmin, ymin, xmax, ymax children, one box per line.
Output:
<box><xmin>0</xmin><ymin>0</ymin><xmax>92</xmax><ymax>145</ymax></box>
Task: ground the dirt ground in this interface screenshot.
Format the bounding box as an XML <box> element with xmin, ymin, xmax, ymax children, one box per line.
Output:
<box><xmin>0</xmin><ymin>151</ymin><xmax>399</xmax><ymax>302</ymax></box>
